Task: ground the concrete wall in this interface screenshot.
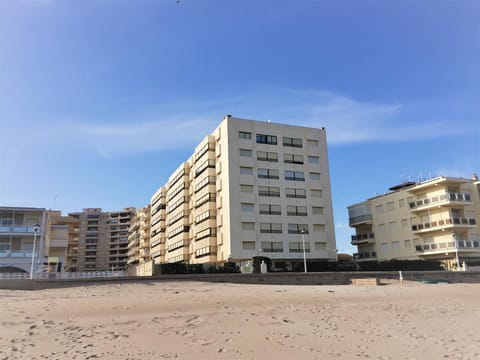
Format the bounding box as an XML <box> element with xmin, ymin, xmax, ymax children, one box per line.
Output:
<box><xmin>2</xmin><ymin>271</ymin><xmax>480</xmax><ymax>290</ymax></box>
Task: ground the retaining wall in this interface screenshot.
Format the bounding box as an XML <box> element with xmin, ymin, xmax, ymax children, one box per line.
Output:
<box><xmin>1</xmin><ymin>271</ymin><xmax>480</xmax><ymax>290</ymax></box>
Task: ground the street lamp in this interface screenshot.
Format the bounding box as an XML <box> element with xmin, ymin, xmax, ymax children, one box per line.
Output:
<box><xmin>301</xmin><ymin>228</ymin><xmax>307</xmax><ymax>273</ymax></box>
<box><xmin>30</xmin><ymin>224</ymin><xmax>40</xmax><ymax>279</ymax></box>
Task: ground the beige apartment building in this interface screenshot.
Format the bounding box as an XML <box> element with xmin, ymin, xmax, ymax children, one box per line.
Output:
<box><xmin>150</xmin><ymin>115</ymin><xmax>337</xmax><ymax>270</ymax></box>
<box><xmin>69</xmin><ymin>207</ymin><xmax>135</xmax><ymax>271</ymax></box>
<box><xmin>0</xmin><ymin>206</ymin><xmax>47</xmax><ymax>275</ymax></box>
<box><xmin>127</xmin><ymin>205</ymin><xmax>152</xmax><ymax>276</ymax></box>
<box><xmin>349</xmin><ymin>175</ymin><xmax>480</xmax><ymax>268</ymax></box>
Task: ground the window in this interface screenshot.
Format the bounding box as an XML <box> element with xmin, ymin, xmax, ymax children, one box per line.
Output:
<box><xmin>311</xmin><ymin>189</ymin><xmax>322</xmax><ymax>197</ymax></box>
<box><xmin>256</xmin><ymin>134</ymin><xmax>277</xmax><ymax>145</ymax></box>
<box><xmin>258</xmin><ymin>186</ymin><xmax>280</xmax><ymax>197</ymax></box>
<box><xmin>285</xmin><ymin>188</ymin><xmax>306</xmax><ymax>198</ymax></box>
<box><xmin>258</xmin><ymin>168</ymin><xmax>279</xmax><ymax>179</ymax></box>
<box><xmin>240</xmin><ymin>184</ymin><xmax>253</xmax><ymax>193</ymax></box>
<box><xmin>259</xmin><ymin>204</ymin><xmax>281</xmax><ymax>215</ymax></box>
<box><xmin>241</xmin><ymin>203</ymin><xmax>254</xmax><ymax>212</ymax></box>
<box><xmin>388</xmin><ymin>221</ymin><xmax>397</xmax><ymax>230</ymax></box>
<box><xmin>387</xmin><ymin>201</ymin><xmax>395</xmax><ymax>211</ymax></box>
<box><xmin>378</xmin><ymin>223</ymin><xmax>385</xmax><ymax>232</ymax></box>
<box><xmin>307</xmin><ymin>139</ymin><xmax>318</xmax><ymax>147</ymax></box>
<box><xmin>240</xmin><ymin>167</ymin><xmax>253</xmax><ymax>175</ymax></box>
<box><xmin>289</xmin><ymin>242</ymin><xmax>310</xmax><ymax>253</ymax></box>
<box><xmin>375</xmin><ymin>204</ymin><xmax>384</xmax><ymax>214</ymax></box>
<box><xmin>404</xmin><ymin>239</ymin><xmax>411</xmax><ymax>248</ymax></box>
<box><xmin>392</xmin><ymin>241</ymin><xmax>400</xmax><ymax>250</ymax></box>
<box><xmin>284</xmin><ymin>154</ymin><xmax>304</xmax><ymax>164</ymax></box>
<box><xmin>242</xmin><ymin>241</ymin><xmax>255</xmax><ymax>250</ymax></box>
<box><xmin>399</xmin><ymin>199</ymin><xmax>406</xmax><ymax>208</ymax></box>
<box><xmin>240</xmin><ymin>149</ymin><xmax>252</xmax><ymax>157</ymax></box>
<box><xmin>401</xmin><ymin>219</ymin><xmax>408</xmax><ymax>228</ymax></box>
<box><xmin>261</xmin><ymin>241</ymin><xmax>283</xmax><ymax>253</ymax></box>
<box><xmin>315</xmin><ymin>242</ymin><xmax>326</xmax><ymax>251</ymax></box>
<box><xmin>285</xmin><ymin>171</ymin><xmax>305</xmax><ymax>181</ymax></box>
<box><xmin>312</xmin><ymin>206</ymin><xmax>323</xmax><ymax>215</ymax></box>
<box><xmin>260</xmin><ymin>223</ymin><xmax>282</xmax><ymax>233</ymax></box>
<box><xmin>239</xmin><ymin>131</ymin><xmax>251</xmax><ymax>140</ymax></box>
<box><xmin>242</xmin><ymin>222</ymin><xmax>255</xmax><ymax>231</ymax></box>
<box><xmin>257</xmin><ymin>151</ymin><xmax>278</xmax><ymax>162</ymax></box>
<box><xmin>283</xmin><ymin>137</ymin><xmax>302</xmax><ymax>148</ymax></box>
<box><xmin>380</xmin><ymin>243</ymin><xmax>388</xmax><ymax>254</ymax></box>
<box><xmin>287</xmin><ymin>205</ymin><xmax>307</xmax><ymax>216</ymax></box>
<box><xmin>309</xmin><ymin>172</ymin><xmax>321</xmax><ymax>181</ymax></box>
<box><xmin>288</xmin><ymin>224</ymin><xmax>308</xmax><ymax>234</ymax></box>
<box><xmin>307</xmin><ymin>156</ymin><xmax>319</xmax><ymax>164</ymax></box>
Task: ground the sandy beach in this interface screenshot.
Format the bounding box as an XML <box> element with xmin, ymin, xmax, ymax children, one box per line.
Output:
<box><xmin>1</xmin><ymin>281</ymin><xmax>479</xmax><ymax>360</ymax></box>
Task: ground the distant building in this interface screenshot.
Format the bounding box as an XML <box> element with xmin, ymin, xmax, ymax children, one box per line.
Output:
<box><xmin>69</xmin><ymin>207</ymin><xmax>135</xmax><ymax>271</ymax></box>
<box><xmin>0</xmin><ymin>206</ymin><xmax>47</xmax><ymax>275</ymax></box>
<box><xmin>150</xmin><ymin>115</ymin><xmax>337</xmax><ymax>270</ymax></box>
<box><xmin>46</xmin><ymin>211</ymin><xmax>80</xmax><ymax>272</ymax></box>
<box><xmin>127</xmin><ymin>205</ymin><xmax>152</xmax><ymax>276</ymax></box>
<box><xmin>348</xmin><ymin>176</ymin><xmax>480</xmax><ymax>268</ymax></box>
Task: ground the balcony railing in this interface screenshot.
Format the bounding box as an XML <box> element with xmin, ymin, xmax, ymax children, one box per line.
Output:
<box><xmin>351</xmin><ymin>233</ymin><xmax>375</xmax><ymax>245</ymax></box>
<box><xmin>411</xmin><ymin>217</ymin><xmax>476</xmax><ymax>232</ymax></box>
<box><xmin>409</xmin><ymin>193</ymin><xmax>472</xmax><ymax>210</ymax></box>
<box><xmin>0</xmin><ymin>226</ymin><xmax>39</xmax><ymax>234</ymax></box>
<box><xmin>0</xmin><ymin>250</ymin><xmax>37</xmax><ymax>258</ymax></box>
<box><xmin>415</xmin><ymin>240</ymin><xmax>480</xmax><ymax>253</ymax></box>
<box><xmin>353</xmin><ymin>251</ymin><xmax>377</xmax><ymax>260</ymax></box>
<box><xmin>349</xmin><ymin>214</ymin><xmax>373</xmax><ymax>226</ymax></box>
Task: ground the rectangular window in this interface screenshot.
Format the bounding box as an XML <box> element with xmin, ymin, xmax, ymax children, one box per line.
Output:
<box><xmin>375</xmin><ymin>204</ymin><xmax>384</xmax><ymax>214</ymax></box>
<box><xmin>312</xmin><ymin>206</ymin><xmax>323</xmax><ymax>215</ymax></box>
<box><xmin>257</xmin><ymin>151</ymin><xmax>278</xmax><ymax>162</ymax></box>
<box><xmin>261</xmin><ymin>241</ymin><xmax>283</xmax><ymax>253</ymax></box>
<box><xmin>240</xmin><ymin>149</ymin><xmax>252</xmax><ymax>157</ymax></box>
<box><xmin>242</xmin><ymin>241</ymin><xmax>255</xmax><ymax>250</ymax></box>
<box><xmin>242</xmin><ymin>222</ymin><xmax>255</xmax><ymax>231</ymax></box>
<box><xmin>285</xmin><ymin>171</ymin><xmax>305</xmax><ymax>181</ymax></box>
<box><xmin>404</xmin><ymin>239</ymin><xmax>411</xmax><ymax>248</ymax></box>
<box><xmin>311</xmin><ymin>189</ymin><xmax>322</xmax><ymax>197</ymax></box>
<box><xmin>240</xmin><ymin>166</ymin><xmax>253</xmax><ymax>175</ymax></box>
<box><xmin>307</xmin><ymin>156</ymin><xmax>319</xmax><ymax>164</ymax></box>
<box><xmin>307</xmin><ymin>139</ymin><xmax>318</xmax><ymax>147</ymax></box>
<box><xmin>258</xmin><ymin>168</ymin><xmax>279</xmax><ymax>179</ymax></box>
<box><xmin>240</xmin><ymin>184</ymin><xmax>254</xmax><ymax>193</ymax></box>
<box><xmin>241</xmin><ymin>203</ymin><xmax>254</xmax><ymax>212</ymax></box>
<box><xmin>239</xmin><ymin>131</ymin><xmax>251</xmax><ymax>140</ymax></box>
<box><xmin>399</xmin><ymin>199</ymin><xmax>406</xmax><ymax>208</ymax></box>
<box><xmin>392</xmin><ymin>241</ymin><xmax>400</xmax><ymax>250</ymax></box>
<box><xmin>309</xmin><ymin>172</ymin><xmax>321</xmax><ymax>181</ymax></box>
<box><xmin>284</xmin><ymin>154</ymin><xmax>304</xmax><ymax>164</ymax></box>
<box><xmin>258</xmin><ymin>186</ymin><xmax>280</xmax><ymax>197</ymax></box>
<box><xmin>289</xmin><ymin>242</ymin><xmax>310</xmax><ymax>253</ymax></box>
<box><xmin>256</xmin><ymin>134</ymin><xmax>277</xmax><ymax>145</ymax></box>
<box><xmin>387</xmin><ymin>201</ymin><xmax>395</xmax><ymax>211</ymax></box>
<box><xmin>260</xmin><ymin>223</ymin><xmax>282</xmax><ymax>234</ymax></box>
<box><xmin>259</xmin><ymin>204</ymin><xmax>281</xmax><ymax>215</ymax></box>
<box><xmin>283</xmin><ymin>137</ymin><xmax>303</xmax><ymax>148</ymax></box>
<box><xmin>285</xmin><ymin>188</ymin><xmax>306</xmax><ymax>198</ymax></box>
<box><xmin>287</xmin><ymin>205</ymin><xmax>307</xmax><ymax>216</ymax></box>
<box><xmin>288</xmin><ymin>224</ymin><xmax>308</xmax><ymax>234</ymax></box>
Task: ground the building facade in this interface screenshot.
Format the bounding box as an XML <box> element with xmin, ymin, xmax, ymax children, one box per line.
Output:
<box><xmin>69</xmin><ymin>207</ymin><xmax>135</xmax><ymax>271</ymax></box>
<box><xmin>0</xmin><ymin>206</ymin><xmax>47</xmax><ymax>275</ymax></box>
<box><xmin>127</xmin><ymin>205</ymin><xmax>152</xmax><ymax>276</ymax></box>
<box><xmin>46</xmin><ymin>211</ymin><xmax>80</xmax><ymax>272</ymax></box>
<box><xmin>348</xmin><ymin>176</ymin><xmax>480</xmax><ymax>268</ymax></box>
<box><xmin>150</xmin><ymin>116</ymin><xmax>337</xmax><ymax>270</ymax></box>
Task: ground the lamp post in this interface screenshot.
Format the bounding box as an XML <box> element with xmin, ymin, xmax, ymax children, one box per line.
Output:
<box><xmin>301</xmin><ymin>228</ymin><xmax>307</xmax><ymax>273</ymax></box>
<box><xmin>30</xmin><ymin>224</ymin><xmax>40</xmax><ymax>279</ymax></box>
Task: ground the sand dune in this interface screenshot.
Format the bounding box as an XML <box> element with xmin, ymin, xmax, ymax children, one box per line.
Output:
<box><xmin>1</xmin><ymin>281</ymin><xmax>479</xmax><ymax>359</ymax></box>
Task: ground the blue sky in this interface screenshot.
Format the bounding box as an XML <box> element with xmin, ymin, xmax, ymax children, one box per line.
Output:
<box><xmin>0</xmin><ymin>0</ymin><xmax>478</xmax><ymax>254</ymax></box>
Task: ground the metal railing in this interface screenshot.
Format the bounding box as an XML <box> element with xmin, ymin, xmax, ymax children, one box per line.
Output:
<box><xmin>0</xmin><ymin>271</ymin><xmax>125</xmax><ymax>280</ymax></box>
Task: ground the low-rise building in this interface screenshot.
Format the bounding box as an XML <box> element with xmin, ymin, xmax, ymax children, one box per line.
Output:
<box><xmin>348</xmin><ymin>175</ymin><xmax>480</xmax><ymax>268</ymax></box>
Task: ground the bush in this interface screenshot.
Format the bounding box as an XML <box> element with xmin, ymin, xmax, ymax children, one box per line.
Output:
<box><xmin>154</xmin><ymin>263</ymin><xmax>205</xmax><ymax>275</ymax></box>
<box><xmin>357</xmin><ymin>259</ymin><xmax>443</xmax><ymax>271</ymax></box>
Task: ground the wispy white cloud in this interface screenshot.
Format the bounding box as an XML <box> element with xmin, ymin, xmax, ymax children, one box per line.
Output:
<box><xmin>3</xmin><ymin>87</ymin><xmax>473</xmax><ymax>157</ymax></box>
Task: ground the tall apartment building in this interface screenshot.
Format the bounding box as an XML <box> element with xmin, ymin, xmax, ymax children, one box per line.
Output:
<box><xmin>127</xmin><ymin>205</ymin><xmax>152</xmax><ymax>275</ymax></box>
<box><xmin>150</xmin><ymin>115</ymin><xmax>337</xmax><ymax>270</ymax></box>
<box><xmin>69</xmin><ymin>207</ymin><xmax>135</xmax><ymax>271</ymax></box>
<box><xmin>46</xmin><ymin>211</ymin><xmax>80</xmax><ymax>272</ymax></box>
<box><xmin>0</xmin><ymin>206</ymin><xmax>47</xmax><ymax>275</ymax></box>
<box><xmin>348</xmin><ymin>175</ymin><xmax>480</xmax><ymax>268</ymax></box>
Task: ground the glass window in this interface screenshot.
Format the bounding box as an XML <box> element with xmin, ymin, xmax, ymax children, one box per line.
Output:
<box><xmin>285</xmin><ymin>171</ymin><xmax>305</xmax><ymax>181</ymax></box>
<box><xmin>286</xmin><ymin>188</ymin><xmax>306</xmax><ymax>198</ymax></box>
<box><xmin>240</xmin><ymin>149</ymin><xmax>252</xmax><ymax>157</ymax></box>
<box><xmin>309</xmin><ymin>172</ymin><xmax>321</xmax><ymax>181</ymax></box>
<box><xmin>239</xmin><ymin>131</ymin><xmax>251</xmax><ymax>140</ymax></box>
<box><xmin>283</xmin><ymin>137</ymin><xmax>303</xmax><ymax>148</ymax></box>
<box><xmin>240</xmin><ymin>184</ymin><xmax>253</xmax><ymax>193</ymax></box>
<box><xmin>308</xmin><ymin>156</ymin><xmax>319</xmax><ymax>164</ymax></box>
<box><xmin>241</xmin><ymin>203</ymin><xmax>254</xmax><ymax>212</ymax></box>
<box><xmin>240</xmin><ymin>167</ymin><xmax>253</xmax><ymax>175</ymax></box>
<box><xmin>242</xmin><ymin>222</ymin><xmax>254</xmax><ymax>231</ymax></box>
<box><xmin>256</xmin><ymin>134</ymin><xmax>277</xmax><ymax>145</ymax></box>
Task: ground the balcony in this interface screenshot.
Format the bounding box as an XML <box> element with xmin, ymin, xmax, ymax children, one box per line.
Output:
<box><xmin>353</xmin><ymin>251</ymin><xmax>377</xmax><ymax>261</ymax></box>
<box><xmin>415</xmin><ymin>239</ymin><xmax>480</xmax><ymax>255</ymax></box>
<box><xmin>0</xmin><ymin>226</ymin><xmax>39</xmax><ymax>234</ymax></box>
<box><xmin>411</xmin><ymin>217</ymin><xmax>477</xmax><ymax>233</ymax></box>
<box><xmin>409</xmin><ymin>193</ymin><xmax>472</xmax><ymax>211</ymax></box>
<box><xmin>351</xmin><ymin>232</ymin><xmax>375</xmax><ymax>245</ymax></box>
<box><xmin>348</xmin><ymin>214</ymin><xmax>373</xmax><ymax>226</ymax></box>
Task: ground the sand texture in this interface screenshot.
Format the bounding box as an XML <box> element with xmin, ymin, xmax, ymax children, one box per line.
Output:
<box><xmin>1</xmin><ymin>281</ymin><xmax>479</xmax><ymax>359</ymax></box>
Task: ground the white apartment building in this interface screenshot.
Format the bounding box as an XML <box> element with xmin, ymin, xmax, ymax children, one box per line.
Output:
<box><xmin>0</xmin><ymin>206</ymin><xmax>47</xmax><ymax>275</ymax></box>
<box><xmin>150</xmin><ymin>115</ymin><xmax>337</xmax><ymax>270</ymax></box>
<box><xmin>348</xmin><ymin>175</ymin><xmax>480</xmax><ymax>268</ymax></box>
